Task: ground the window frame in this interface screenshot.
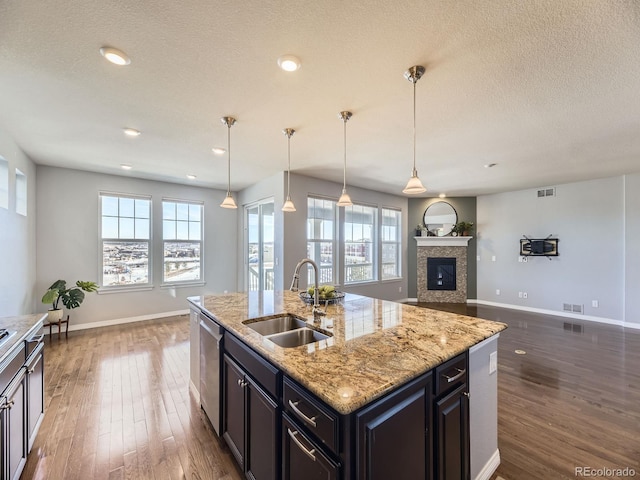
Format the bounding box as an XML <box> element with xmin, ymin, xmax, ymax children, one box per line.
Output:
<box><xmin>161</xmin><ymin>198</ymin><xmax>204</xmax><ymax>286</ymax></box>
<box><xmin>306</xmin><ymin>196</ymin><xmax>338</xmax><ymax>286</ymax></box>
<box><xmin>99</xmin><ymin>192</ymin><xmax>152</xmax><ymax>291</ymax></box>
<box><xmin>380</xmin><ymin>207</ymin><xmax>402</xmax><ymax>281</ymax></box>
<box><xmin>343</xmin><ymin>202</ymin><xmax>378</xmax><ymax>285</ymax></box>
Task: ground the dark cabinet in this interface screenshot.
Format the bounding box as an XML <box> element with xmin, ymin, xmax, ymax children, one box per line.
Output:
<box><xmin>222</xmin><ymin>351</ymin><xmax>279</xmax><ymax>480</ymax></box>
<box><xmin>1</xmin><ymin>371</ymin><xmax>26</xmax><ymax>480</ymax></box>
<box><xmin>26</xmin><ymin>341</ymin><xmax>44</xmax><ymax>451</ymax></box>
<box><xmin>356</xmin><ymin>372</ymin><xmax>432</xmax><ymax>480</ymax></box>
<box><xmin>282</xmin><ymin>414</ymin><xmax>339</xmax><ymax>480</ymax></box>
<box><xmin>434</xmin><ymin>354</ymin><xmax>469</xmax><ymax>480</ymax></box>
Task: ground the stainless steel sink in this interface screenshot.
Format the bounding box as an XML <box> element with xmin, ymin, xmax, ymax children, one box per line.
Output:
<box><xmin>243</xmin><ymin>315</ymin><xmax>308</xmax><ymax>335</ymax></box>
<box><xmin>243</xmin><ymin>315</ymin><xmax>332</xmax><ymax>348</ymax></box>
<box><xmin>267</xmin><ymin>328</ymin><xmax>331</xmax><ymax>348</ymax></box>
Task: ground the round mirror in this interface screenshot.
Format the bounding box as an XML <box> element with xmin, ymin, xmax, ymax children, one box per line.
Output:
<box><xmin>423</xmin><ymin>202</ymin><xmax>457</xmax><ymax>236</ymax></box>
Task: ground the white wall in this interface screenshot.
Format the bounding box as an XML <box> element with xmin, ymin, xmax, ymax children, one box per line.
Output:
<box><xmin>624</xmin><ymin>173</ymin><xmax>640</xmax><ymax>327</ymax></box>
<box><xmin>477</xmin><ymin>176</ymin><xmax>626</xmax><ymax>324</ymax></box>
<box><xmin>239</xmin><ymin>173</ymin><xmax>409</xmax><ymax>300</ymax></box>
<box><xmin>0</xmin><ymin>130</ymin><xmax>37</xmax><ymax>316</ymax></box>
<box><xmin>36</xmin><ymin>166</ymin><xmax>238</xmax><ymax>327</ymax></box>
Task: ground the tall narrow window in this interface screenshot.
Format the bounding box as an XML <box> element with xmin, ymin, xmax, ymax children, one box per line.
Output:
<box><xmin>162</xmin><ymin>200</ymin><xmax>203</xmax><ymax>283</ymax></box>
<box><xmin>246</xmin><ymin>201</ymin><xmax>275</xmax><ymax>291</ymax></box>
<box><xmin>0</xmin><ymin>157</ymin><xmax>8</xmax><ymax>210</ymax></box>
<box><xmin>100</xmin><ymin>193</ymin><xmax>151</xmax><ymax>287</ymax></box>
<box><xmin>344</xmin><ymin>204</ymin><xmax>377</xmax><ymax>284</ymax></box>
<box><xmin>381</xmin><ymin>208</ymin><xmax>402</xmax><ymax>280</ymax></box>
<box><xmin>15</xmin><ymin>169</ymin><xmax>27</xmax><ymax>216</ymax></box>
<box><xmin>307</xmin><ymin>197</ymin><xmax>337</xmax><ymax>285</ymax></box>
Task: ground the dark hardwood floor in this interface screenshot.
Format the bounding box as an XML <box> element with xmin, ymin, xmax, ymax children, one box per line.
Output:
<box><xmin>22</xmin><ymin>306</ymin><xmax>640</xmax><ymax>479</ymax></box>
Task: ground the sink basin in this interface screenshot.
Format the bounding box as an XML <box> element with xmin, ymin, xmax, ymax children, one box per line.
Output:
<box><xmin>267</xmin><ymin>328</ymin><xmax>331</xmax><ymax>348</ymax></box>
<box><xmin>243</xmin><ymin>315</ymin><xmax>308</xmax><ymax>336</ymax></box>
<box><xmin>243</xmin><ymin>315</ymin><xmax>332</xmax><ymax>348</ymax></box>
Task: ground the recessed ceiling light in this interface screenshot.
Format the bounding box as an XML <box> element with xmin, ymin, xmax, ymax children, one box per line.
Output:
<box><xmin>120</xmin><ymin>164</ymin><xmax>132</xmax><ymax>170</ymax></box>
<box><xmin>484</xmin><ymin>163</ymin><xmax>497</xmax><ymax>168</ymax></box>
<box><xmin>186</xmin><ymin>174</ymin><xmax>197</xmax><ymax>180</ymax></box>
<box><xmin>439</xmin><ymin>193</ymin><xmax>446</xmax><ymax>198</ymax></box>
<box><xmin>212</xmin><ymin>147</ymin><xmax>226</xmax><ymax>155</ymax></box>
<box><xmin>123</xmin><ymin>128</ymin><xmax>140</xmax><ymax>137</ymax></box>
<box><xmin>277</xmin><ymin>54</ymin><xmax>301</xmax><ymax>72</ymax></box>
<box><xmin>99</xmin><ymin>47</ymin><xmax>131</xmax><ymax>66</ymax></box>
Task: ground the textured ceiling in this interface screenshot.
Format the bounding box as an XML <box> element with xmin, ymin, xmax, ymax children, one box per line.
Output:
<box><xmin>1</xmin><ymin>0</ymin><xmax>639</xmax><ymax>196</ymax></box>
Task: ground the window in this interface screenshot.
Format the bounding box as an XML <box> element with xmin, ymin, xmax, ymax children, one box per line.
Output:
<box><xmin>344</xmin><ymin>204</ymin><xmax>377</xmax><ymax>284</ymax></box>
<box><xmin>100</xmin><ymin>194</ymin><xmax>151</xmax><ymax>287</ymax></box>
<box><xmin>307</xmin><ymin>197</ymin><xmax>337</xmax><ymax>284</ymax></box>
<box><xmin>381</xmin><ymin>208</ymin><xmax>401</xmax><ymax>280</ymax></box>
<box><xmin>0</xmin><ymin>157</ymin><xmax>7</xmax><ymax>210</ymax></box>
<box><xmin>15</xmin><ymin>169</ymin><xmax>26</xmax><ymax>216</ymax></box>
<box><xmin>163</xmin><ymin>200</ymin><xmax>203</xmax><ymax>283</ymax></box>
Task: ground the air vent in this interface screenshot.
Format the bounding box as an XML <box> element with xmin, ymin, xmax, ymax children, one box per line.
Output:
<box><xmin>562</xmin><ymin>303</ymin><xmax>583</xmax><ymax>314</ymax></box>
<box><xmin>572</xmin><ymin>304</ymin><xmax>583</xmax><ymax>313</ymax></box>
<box><xmin>563</xmin><ymin>303</ymin><xmax>572</xmax><ymax>312</ymax></box>
<box><xmin>537</xmin><ymin>187</ymin><xmax>556</xmax><ymax>198</ymax></box>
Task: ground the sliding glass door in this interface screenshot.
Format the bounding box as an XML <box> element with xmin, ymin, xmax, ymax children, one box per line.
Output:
<box><xmin>246</xmin><ymin>200</ymin><xmax>275</xmax><ymax>291</ymax></box>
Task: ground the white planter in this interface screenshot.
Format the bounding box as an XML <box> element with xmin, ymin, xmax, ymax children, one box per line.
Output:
<box><xmin>47</xmin><ymin>309</ymin><xmax>64</xmax><ymax>323</ymax></box>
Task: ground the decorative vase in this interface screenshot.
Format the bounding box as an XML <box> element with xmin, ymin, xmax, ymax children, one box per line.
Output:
<box><xmin>47</xmin><ymin>309</ymin><xmax>63</xmax><ymax>323</ymax></box>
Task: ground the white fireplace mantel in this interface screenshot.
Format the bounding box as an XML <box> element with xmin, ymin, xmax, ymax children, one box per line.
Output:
<box><xmin>414</xmin><ymin>236</ymin><xmax>472</xmax><ymax>247</ymax></box>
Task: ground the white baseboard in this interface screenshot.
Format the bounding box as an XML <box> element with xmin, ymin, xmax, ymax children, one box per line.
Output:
<box><xmin>189</xmin><ymin>380</ymin><xmax>200</xmax><ymax>404</ymax></box>
<box><xmin>468</xmin><ymin>300</ymin><xmax>640</xmax><ymax>330</ymax></box>
<box><xmin>399</xmin><ymin>297</ymin><xmax>417</xmax><ymax>303</ymax></box>
<box><xmin>45</xmin><ymin>309</ymin><xmax>190</xmax><ymax>334</ymax></box>
<box><xmin>474</xmin><ymin>449</ymin><xmax>500</xmax><ymax>480</ymax></box>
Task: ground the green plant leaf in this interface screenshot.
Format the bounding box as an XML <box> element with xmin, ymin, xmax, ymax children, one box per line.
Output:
<box><xmin>42</xmin><ymin>288</ymin><xmax>59</xmax><ymax>305</ymax></box>
<box><xmin>62</xmin><ymin>289</ymin><xmax>85</xmax><ymax>309</ymax></box>
<box><xmin>48</xmin><ymin>279</ymin><xmax>66</xmax><ymax>291</ymax></box>
<box><xmin>76</xmin><ymin>281</ymin><xmax>99</xmax><ymax>292</ymax></box>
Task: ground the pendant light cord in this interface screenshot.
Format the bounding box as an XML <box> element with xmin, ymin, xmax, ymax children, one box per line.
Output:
<box><xmin>343</xmin><ymin>118</ymin><xmax>347</xmax><ymax>188</ymax></box>
<box><xmin>287</xmin><ymin>135</ymin><xmax>291</xmax><ymax>196</ymax></box>
<box><xmin>412</xmin><ymin>80</ymin><xmax>417</xmax><ymax>174</ymax></box>
<box><xmin>227</xmin><ymin>124</ymin><xmax>231</xmax><ymax>194</ymax></box>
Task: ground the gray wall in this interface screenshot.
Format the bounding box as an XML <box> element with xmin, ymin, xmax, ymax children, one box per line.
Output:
<box><xmin>624</xmin><ymin>173</ymin><xmax>640</xmax><ymax>325</ymax></box>
<box><xmin>477</xmin><ymin>176</ymin><xmax>629</xmax><ymax>324</ymax></box>
<box><xmin>0</xmin><ymin>130</ymin><xmax>37</xmax><ymax>316</ymax></box>
<box><xmin>407</xmin><ymin>197</ymin><xmax>477</xmax><ymax>299</ymax></box>
<box><xmin>36</xmin><ymin>166</ymin><xmax>238</xmax><ymax>327</ymax></box>
<box><xmin>239</xmin><ymin>173</ymin><xmax>409</xmax><ymax>300</ymax></box>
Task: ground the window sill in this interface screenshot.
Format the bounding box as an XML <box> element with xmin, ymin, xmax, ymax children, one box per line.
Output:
<box><xmin>161</xmin><ymin>281</ymin><xmax>206</xmax><ymax>289</ymax></box>
<box><xmin>98</xmin><ymin>285</ymin><xmax>154</xmax><ymax>295</ymax></box>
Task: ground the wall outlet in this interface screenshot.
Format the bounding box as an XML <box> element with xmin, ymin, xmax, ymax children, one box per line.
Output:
<box><xmin>398</xmin><ymin>286</ymin><xmax>402</xmax><ymax>293</ymax></box>
<box><xmin>592</xmin><ymin>300</ymin><xmax>599</xmax><ymax>308</ymax></box>
<box><xmin>492</xmin><ymin>255</ymin><xmax>496</xmax><ymax>262</ymax></box>
<box><xmin>489</xmin><ymin>351</ymin><xmax>497</xmax><ymax>374</ymax></box>
<box><xmin>518</xmin><ymin>291</ymin><xmax>523</xmax><ymax>298</ymax></box>
<box><xmin>496</xmin><ymin>289</ymin><xmax>500</xmax><ymax>295</ymax></box>
<box><xmin>477</xmin><ymin>255</ymin><xmax>481</xmax><ymax>261</ymax></box>
<box><xmin>523</xmin><ymin>292</ymin><xmax>528</xmax><ymax>299</ymax></box>
<box><xmin>518</xmin><ymin>256</ymin><xmax>522</xmax><ymax>262</ymax></box>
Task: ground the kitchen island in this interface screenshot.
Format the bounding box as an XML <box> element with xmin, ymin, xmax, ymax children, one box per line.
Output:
<box><xmin>189</xmin><ymin>291</ymin><xmax>506</xmax><ymax>480</ymax></box>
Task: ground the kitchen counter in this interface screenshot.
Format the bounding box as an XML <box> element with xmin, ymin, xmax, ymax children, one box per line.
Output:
<box><xmin>0</xmin><ymin>314</ymin><xmax>46</xmax><ymax>363</ymax></box>
<box><xmin>189</xmin><ymin>291</ymin><xmax>506</xmax><ymax>414</ymax></box>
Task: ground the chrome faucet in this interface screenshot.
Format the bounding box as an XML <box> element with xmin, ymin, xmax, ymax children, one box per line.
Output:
<box><xmin>290</xmin><ymin>258</ymin><xmax>326</xmax><ymax>317</ymax></box>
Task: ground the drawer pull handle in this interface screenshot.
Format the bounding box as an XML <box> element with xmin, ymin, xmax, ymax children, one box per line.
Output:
<box><xmin>287</xmin><ymin>428</ymin><xmax>316</xmax><ymax>461</ymax></box>
<box><xmin>443</xmin><ymin>368</ymin><xmax>466</xmax><ymax>383</ymax></box>
<box><xmin>28</xmin><ymin>367</ymin><xmax>36</xmax><ymax>374</ymax></box>
<box><xmin>1</xmin><ymin>400</ymin><xmax>15</xmax><ymax>410</ymax></box>
<box><xmin>237</xmin><ymin>379</ymin><xmax>247</xmax><ymax>388</ymax></box>
<box><xmin>27</xmin><ymin>334</ymin><xmax>45</xmax><ymax>344</ymax></box>
<box><xmin>288</xmin><ymin>400</ymin><xmax>317</xmax><ymax>428</ymax></box>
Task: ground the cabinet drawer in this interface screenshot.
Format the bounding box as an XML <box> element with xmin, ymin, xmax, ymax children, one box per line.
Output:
<box><xmin>0</xmin><ymin>342</ymin><xmax>26</xmax><ymax>395</ymax></box>
<box><xmin>435</xmin><ymin>352</ymin><xmax>468</xmax><ymax>398</ymax></box>
<box><xmin>225</xmin><ymin>334</ymin><xmax>280</xmax><ymax>399</ymax></box>
<box><xmin>283</xmin><ymin>377</ymin><xmax>338</xmax><ymax>453</ymax></box>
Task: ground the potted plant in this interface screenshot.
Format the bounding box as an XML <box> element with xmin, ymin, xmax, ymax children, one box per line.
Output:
<box><xmin>42</xmin><ymin>279</ymin><xmax>99</xmax><ymax>322</ymax></box>
<box><xmin>454</xmin><ymin>221</ymin><xmax>474</xmax><ymax>236</ymax></box>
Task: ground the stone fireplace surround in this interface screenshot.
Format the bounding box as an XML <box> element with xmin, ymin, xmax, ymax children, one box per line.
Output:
<box><xmin>415</xmin><ymin>236</ymin><xmax>472</xmax><ymax>303</ymax></box>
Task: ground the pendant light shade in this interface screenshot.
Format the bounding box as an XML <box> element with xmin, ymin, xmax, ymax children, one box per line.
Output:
<box><xmin>282</xmin><ymin>128</ymin><xmax>296</xmax><ymax>212</ymax></box>
<box><xmin>337</xmin><ymin>111</ymin><xmax>353</xmax><ymax>207</ymax></box>
<box><xmin>220</xmin><ymin>116</ymin><xmax>238</xmax><ymax>209</ymax></box>
<box><xmin>402</xmin><ymin>65</ymin><xmax>427</xmax><ymax>195</ymax></box>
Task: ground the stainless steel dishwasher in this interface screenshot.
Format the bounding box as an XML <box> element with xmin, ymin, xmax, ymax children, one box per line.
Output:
<box><xmin>199</xmin><ymin>311</ymin><xmax>223</xmax><ymax>435</ymax></box>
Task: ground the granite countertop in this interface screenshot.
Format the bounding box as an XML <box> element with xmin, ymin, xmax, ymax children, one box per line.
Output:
<box><xmin>0</xmin><ymin>314</ymin><xmax>46</xmax><ymax>363</ymax></box>
<box><xmin>190</xmin><ymin>291</ymin><xmax>506</xmax><ymax>414</ymax></box>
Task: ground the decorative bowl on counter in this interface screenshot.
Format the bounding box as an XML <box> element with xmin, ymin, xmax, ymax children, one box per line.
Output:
<box><xmin>298</xmin><ymin>291</ymin><xmax>345</xmax><ymax>305</ymax></box>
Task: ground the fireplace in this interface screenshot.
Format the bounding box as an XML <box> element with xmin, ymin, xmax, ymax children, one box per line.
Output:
<box><xmin>415</xmin><ymin>236</ymin><xmax>471</xmax><ymax>303</ymax></box>
<box><xmin>427</xmin><ymin>257</ymin><xmax>456</xmax><ymax>290</ymax></box>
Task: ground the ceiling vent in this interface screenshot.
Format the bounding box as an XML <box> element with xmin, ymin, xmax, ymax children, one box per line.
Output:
<box><xmin>537</xmin><ymin>187</ymin><xmax>556</xmax><ymax>198</ymax></box>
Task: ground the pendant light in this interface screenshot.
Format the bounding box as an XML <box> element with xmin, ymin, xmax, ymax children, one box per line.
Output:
<box><xmin>402</xmin><ymin>65</ymin><xmax>427</xmax><ymax>195</ymax></box>
<box><xmin>220</xmin><ymin>116</ymin><xmax>238</xmax><ymax>209</ymax></box>
<box><xmin>337</xmin><ymin>111</ymin><xmax>353</xmax><ymax>207</ymax></box>
<box><xmin>282</xmin><ymin>128</ymin><xmax>297</xmax><ymax>212</ymax></box>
